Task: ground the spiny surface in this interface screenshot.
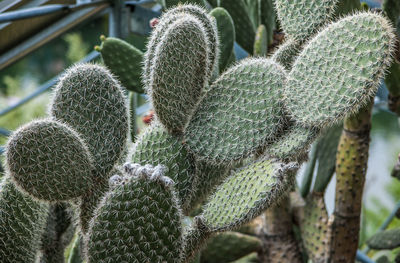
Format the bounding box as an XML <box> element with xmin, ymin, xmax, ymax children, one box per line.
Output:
<box><xmin>86</xmin><ymin>164</ymin><xmax>183</xmax><ymax>263</ymax></box>
<box><xmin>6</xmin><ymin>119</ymin><xmax>94</xmax><ymax>201</ymax></box>
<box><xmin>284</xmin><ymin>13</ymin><xmax>396</xmax><ymax>128</ymax></box>
<box><xmin>150</xmin><ymin>15</ymin><xmax>209</xmax><ymax>133</ymax></box>
<box><xmin>301</xmin><ymin>193</ymin><xmax>330</xmax><ymax>262</ymax></box>
<box><xmin>266</xmin><ymin>124</ymin><xmax>317</xmax><ymax>162</ymax></box>
<box><xmin>97</xmin><ymin>37</ymin><xmax>144</xmax><ymax>93</ymax></box>
<box><xmin>271</xmin><ymin>38</ymin><xmax>301</xmax><ymax>70</ymax></box>
<box><xmin>0</xmin><ymin>177</ymin><xmax>49</xmax><ymax>262</ymax></box>
<box><xmin>144</xmin><ymin>4</ymin><xmax>218</xmax><ymax>89</ymax></box>
<box><xmin>131</xmin><ymin>124</ymin><xmax>195</xmax><ymax>212</ymax></box>
<box><xmin>50</xmin><ymin>63</ymin><xmax>129</xmax><ymax>176</ymax></box>
<box><xmin>200</xmin><ymin>159</ymin><xmax>297</xmax><ymax>231</ymax></box>
<box><xmin>275</xmin><ymin>0</ymin><xmax>338</xmax><ymax>41</ymax></box>
<box><xmin>185</xmin><ymin>58</ymin><xmax>286</xmax><ymax>164</ymax></box>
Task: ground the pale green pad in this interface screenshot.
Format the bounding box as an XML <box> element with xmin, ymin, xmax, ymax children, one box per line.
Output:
<box><xmin>150</xmin><ymin>15</ymin><xmax>209</xmax><ymax>133</ymax></box>
<box><xmin>253</xmin><ymin>24</ymin><xmax>268</xmax><ymax>56</ymax></box>
<box><xmin>185</xmin><ymin>58</ymin><xmax>286</xmax><ymax>164</ymax></box>
<box><xmin>6</xmin><ymin>120</ymin><xmax>94</xmax><ymax>201</ymax></box>
<box><xmin>275</xmin><ymin>0</ymin><xmax>338</xmax><ymax>41</ymax></box>
<box><xmin>0</xmin><ymin>177</ymin><xmax>49</xmax><ymax>262</ymax></box>
<box><xmin>144</xmin><ymin>4</ymin><xmax>218</xmax><ymax>89</ymax></box>
<box><xmin>131</xmin><ymin>124</ymin><xmax>196</xmax><ymax>211</ymax></box>
<box><xmin>50</xmin><ymin>63</ymin><xmax>129</xmax><ymax>176</ymax></box>
<box><xmin>86</xmin><ymin>164</ymin><xmax>183</xmax><ymax>263</ymax></box>
<box><xmin>267</xmin><ymin>124</ymin><xmax>317</xmax><ymax>162</ymax></box>
<box><xmin>200</xmin><ymin>159</ymin><xmax>297</xmax><ymax>231</ymax></box>
<box><xmin>284</xmin><ymin>13</ymin><xmax>396</xmax><ymax>128</ymax></box>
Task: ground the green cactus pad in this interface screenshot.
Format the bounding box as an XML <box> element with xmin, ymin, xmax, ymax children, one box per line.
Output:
<box><xmin>200</xmin><ymin>159</ymin><xmax>298</xmax><ymax>231</ymax></box>
<box><xmin>301</xmin><ymin>193</ymin><xmax>330</xmax><ymax>262</ymax></box>
<box><xmin>259</xmin><ymin>0</ymin><xmax>276</xmax><ymax>45</ymax></box>
<box><xmin>284</xmin><ymin>13</ymin><xmax>396</xmax><ymax>128</ymax></box>
<box><xmin>188</xmin><ymin>161</ymin><xmax>230</xmax><ymax>210</ymax></box>
<box><xmin>50</xmin><ymin>63</ymin><xmax>129</xmax><ymax>176</ymax></box>
<box><xmin>200</xmin><ymin>232</ymin><xmax>262</xmax><ymax>263</ymax></box>
<box><xmin>131</xmin><ymin>124</ymin><xmax>196</xmax><ymax>212</ymax></box>
<box><xmin>210</xmin><ymin>7</ymin><xmax>235</xmax><ymax>73</ymax></box>
<box><xmin>96</xmin><ymin>37</ymin><xmax>144</xmax><ymax>93</ymax></box>
<box><xmin>0</xmin><ymin>176</ymin><xmax>49</xmax><ymax>262</ymax></box>
<box><xmin>367</xmin><ymin>228</ymin><xmax>400</xmax><ymax>250</ymax></box>
<box><xmin>219</xmin><ymin>0</ymin><xmax>255</xmax><ymax>53</ymax></box>
<box><xmin>253</xmin><ymin>24</ymin><xmax>268</xmax><ymax>56</ymax></box>
<box><xmin>185</xmin><ymin>58</ymin><xmax>286</xmax><ymax>164</ymax></box>
<box><xmin>271</xmin><ymin>38</ymin><xmax>301</xmax><ymax>70</ymax></box>
<box><xmin>275</xmin><ymin>0</ymin><xmax>338</xmax><ymax>41</ymax></box>
<box><xmin>144</xmin><ymin>4</ymin><xmax>219</xmax><ymax>89</ymax></box>
<box><xmin>150</xmin><ymin>15</ymin><xmax>209</xmax><ymax>133</ymax></box>
<box><xmin>86</xmin><ymin>164</ymin><xmax>184</xmax><ymax>263</ymax></box>
<box><xmin>6</xmin><ymin>119</ymin><xmax>94</xmax><ymax>201</ymax></box>
<box><xmin>266</xmin><ymin>124</ymin><xmax>317</xmax><ymax>162</ymax></box>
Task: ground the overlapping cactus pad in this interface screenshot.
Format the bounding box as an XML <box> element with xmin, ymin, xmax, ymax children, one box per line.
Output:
<box><xmin>200</xmin><ymin>159</ymin><xmax>298</xmax><ymax>231</ymax></box>
<box><xmin>275</xmin><ymin>0</ymin><xmax>338</xmax><ymax>41</ymax></box>
<box><xmin>86</xmin><ymin>164</ymin><xmax>183</xmax><ymax>263</ymax></box>
<box><xmin>50</xmin><ymin>63</ymin><xmax>129</xmax><ymax>176</ymax></box>
<box><xmin>131</xmin><ymin>123</ymin><xmax>196</xmax><ymax>211</ymax></box>
<box><xmin>184</xmin><ymin>58</ymin><xmax>286</xmax><ymax>164</ymax></box>
<box><xmin>284</xmin><ymin>12</ymin><xmax>396</xmax><ymax>128</ymax></box>
<box><xmin>6</xmin><ymin>120</ymin><xmax>94</xmax><ymax>201</ymax></box>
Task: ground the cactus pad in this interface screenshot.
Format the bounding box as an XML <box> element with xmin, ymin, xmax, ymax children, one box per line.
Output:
<box><xmin>219</xmin><ymin>0</ymin><xmax>255</xmax><ymax>53</ymax></box>
<box><xmin>271</xmin><ymin>38</ymin><xmax>301</xmax><ymax>70</ymax></box>
<box><xmin>50</xmin><ymin>63</ymin><xmax>129</xmax><ymax>176</ymax></box>
<box><xmin>150</xmin><ymin>15</ymin><xmax>209</xmax><ymax>133</ymax></box>
<box><xmin>144</xmin><ymin>4</ymin><xmax>218</xmax><ymax>89</ymax></box>
<box><xmin>367</xmin><ymin>228</ymin><xmax>400</xmax><ymax>250</ymax></box>
<box><xmin>284</xmin><ymin>13</ymin><xmax>396</xmax><ymax>128</ymax></box>
<box><xmin>6</xmin><ymin>120</ymin><xmax>94</xmax><ymax>201</ymax></box>
<box><xmin>254</xmin><ymin>24</ymin><xmax>268</xmax><ymax>56</ymax></box>
<box><xmin>0</xmin><ymin>177</ymin><xmax>49</xmax><ymax>262</ymax></box>
<box><xmin>210</xmin><ymin>7</ymin><xmax>235</xmax><ymax>73</ymax></box>
<box><xmin>200</xmin><ymin>159</ymin><xmax>298</xmax><ymax>231</ymax></box>
<box><xmin>275</xmin><ymin>0</ymin><xmax>338</xmax><ymax>41</ymax></box>
<box><xmin>301</xmin><ymin>193</ymin><xmax>330</xmax><ymax>262</ymax></box>
<box><xmin>131</xmin><ymin>124</ymin><xmax>195</xmax><ymax>211</ymax></box>
<box><xmin>185</xmin><ymin>58</ymin><xmax>286</xmax><ymax>164</ymax></box>
<box><xmin>266</xmin><ymin>125</ymin><xmax>317</xmax><ymax>162</ymax></box>
<box><xmin>86</xmin><ymin>164</ymin><xmax>183</xmax><ymax>263</ymax></box>
<box><xmin>96</xmin><ymin>37</ymin><xmax>144</xmax><ymax>93</ymax></box>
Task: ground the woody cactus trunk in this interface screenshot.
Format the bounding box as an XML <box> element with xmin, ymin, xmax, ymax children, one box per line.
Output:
<box><xmin>0</xmin><ymin>0</ymin><xmax>398</xmax><ymax>262</ymax></box>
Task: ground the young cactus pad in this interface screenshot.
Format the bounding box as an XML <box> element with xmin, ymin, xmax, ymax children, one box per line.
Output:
<box><xmin>184</xmin><ymin>58</ymin><xmax>286</xmax><ymax>164</ymax></box>
<box><xmin>131</xmin><ymin>123</ymin><xmax>196</xmax><ymax>212</ymax></box>
<box><xmin>150</xmin><ymin>15</ymin><xmax>209</xmax><ymax>133</ymax></box>
<box><xmin>275</xmin><ymin>0</ymin><xmax>338</xmax><ymax>41</ymax></box>
<box><xmin>284</xmin><ymin>12</ymin><xmax>396</xmax><ymax>129</ymax></box>
<box><xmin>199</xmin><ymin>159</ymin><xmax>298</xmax><ymax>231</ymax></box>
<box><xmin>50</xmin><ymin>63</ymin><xmax>129</xmax><ymax>177</ymax></box>
<box><xmin>5</xmin><ymin>119</ymin><xmax>94</xmax><ymax>201</ymax></box>
<box><xmin>144</xmin><ymin>4</ymin><xmax>218</xmax><ymax>89</ymax></box>
<box><xmin>86</xmin><ymin>163</ymin><xmax>183</xmax><ymax>263</ymax></box>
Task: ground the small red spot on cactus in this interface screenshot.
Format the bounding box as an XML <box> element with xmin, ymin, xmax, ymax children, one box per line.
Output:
<box><xmin>150</xmin><ymin>18</ymin><xmax>160</xmax><ymax>28</ymax></box>
<box><xmin>142</xmin><ymin>110</ymin><xmax>155</xmax><ymax>125</ymax></box>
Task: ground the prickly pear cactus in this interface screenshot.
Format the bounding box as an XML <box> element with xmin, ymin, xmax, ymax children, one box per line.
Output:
<box><xmin>86</xmin><ymin>163</ymin><xmax>184</xmax><ymax>263</ymax></box>
<box><xmin>6</xmin><ymin>119</ymin><xmax>94</xmax><ymax>201</ymax></box>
